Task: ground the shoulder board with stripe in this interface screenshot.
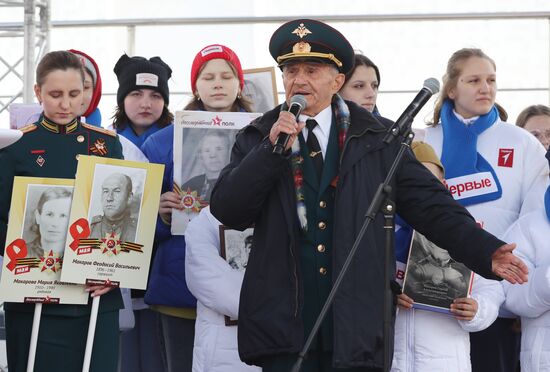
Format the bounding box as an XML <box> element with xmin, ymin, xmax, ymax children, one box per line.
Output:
<box><xmin>19</xmin><ymin>124</ymin><xmax>38</xmax><ymax>134</ymax></box>
<box><xmin>81</xmin><ymin>122</ymin><xmax>117</xmax><ymax>138</ymax></box>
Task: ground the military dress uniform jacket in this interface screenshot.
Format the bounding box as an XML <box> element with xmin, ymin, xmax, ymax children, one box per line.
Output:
<box><xmin>210</xmin><ymin>101</ymin><xmax>506</xmax><ymax>369</ymax></box>
<box><xmin>0</xmin><ymin>116</ymin><xmax>124</xmax><ymax>316</ymax></box>
<box><xmin>89</xmin><ymin>213</ymin><xmax>138</xmax><ymax>243</ymax></box>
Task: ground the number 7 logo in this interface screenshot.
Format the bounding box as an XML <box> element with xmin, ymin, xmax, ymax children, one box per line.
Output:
<box><xmin>498</xmin><ymin>148</ymin><xmax>514</xmax><ymax>168</ymax></box>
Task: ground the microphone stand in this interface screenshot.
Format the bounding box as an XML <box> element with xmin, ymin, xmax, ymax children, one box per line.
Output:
<box><xmin>290</xmin><ymin>122</ymin><xmax>415</xmax><ymax>372</ymax></box>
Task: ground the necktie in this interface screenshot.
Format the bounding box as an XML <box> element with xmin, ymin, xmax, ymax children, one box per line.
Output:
<box><xmin>306</xmin><ymin>119</ymin><xmax>324</xmax><ymax>181</ymax></box>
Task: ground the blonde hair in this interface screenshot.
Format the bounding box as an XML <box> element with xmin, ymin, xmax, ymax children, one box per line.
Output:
<box><xmin>431</xmin><ymin>48</ymin><xmax>507</xmax><ymax>126</ymax></box>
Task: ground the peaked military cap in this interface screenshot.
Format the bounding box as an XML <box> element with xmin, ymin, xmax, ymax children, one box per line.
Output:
<box><xmin>269</xmin><ymin>18</ymin><xmax>355</xmax><ymax>74</ymax></box>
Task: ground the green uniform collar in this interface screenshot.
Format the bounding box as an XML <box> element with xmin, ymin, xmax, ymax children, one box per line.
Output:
<box><xmin>40</xmin><ymin>115</ymin><xmax>79</xmax><ymax>134</ymax></box>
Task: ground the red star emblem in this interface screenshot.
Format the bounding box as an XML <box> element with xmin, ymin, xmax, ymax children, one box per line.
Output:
<box><xmin>101</xmin><ymin>232</ymin><xmax>122</xmax><ymax>255</ymax></box>
<box><xmin>39</xmin><ymin>250</ymin><xmax>62</xmax><ymax>272</ymax></box>
<box><xmin>212</xmin><ymin>116</ymin><xmax>222</xmax><ymax>126</ymax></box>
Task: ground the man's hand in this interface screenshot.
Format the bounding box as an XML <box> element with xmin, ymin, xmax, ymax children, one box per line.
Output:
<box><xmin>269</xmin><ymin>111</ymin><xmax>306</xmax><ymax>152</ymax></box>
<box><xmin>492</xmin><ymin>243</ymin><xmax>529</xmax><ymax>284</ymax></box>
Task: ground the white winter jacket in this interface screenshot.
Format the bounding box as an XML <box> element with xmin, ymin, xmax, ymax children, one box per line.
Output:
<box><xmin>185</xmin><ymin>207</ymin><xmax>261</xmax><ymax>372</ymax></box>
<box><xmin>425</xmin><ymin>118</ymin><xmax>548</xmax><ymax>238</ymax></box>
<box><xmin>425</xmin><ymin>118</ymin><xmax>549</xmax><ymax>319</ymax></box>
<box><xmin>391</xmin><ymin>273</ymin><xmax>504</xmax><ymax>372</ymax></box>
<box><xmin>503</xmin><ymin>209</ymin><xmax>550</xmax><ymax>371</ymax></box>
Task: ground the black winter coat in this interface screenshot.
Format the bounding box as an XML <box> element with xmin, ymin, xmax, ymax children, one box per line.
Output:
<box><xmin>210</xmin><ymin>101</ymin><xmax>504</xmax><ymax>369</ymax></box>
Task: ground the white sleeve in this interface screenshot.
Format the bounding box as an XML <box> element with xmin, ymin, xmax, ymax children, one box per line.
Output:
<box><xmin>519</xmin><ymin>137</ymin><xmax>549</xmax><ymax>216</ymax></box>
<box><xmin>458</xmin><ymin>273</ymin><xmax>504</xmax><ymax>332</ymax></box>
<box><xmin>118</xmin><ymin>135</ymin><xmax>149</xmax><ymax>162</ymax></box>
<box><xmin>503</xmin><ymin>215</ymin><xmax>550</xmax><ymax>318</ymax></box>
<box><xmin>185</xmin><ymin>207</ymin><xmax>244</xmax><ymax>319</ymax></box>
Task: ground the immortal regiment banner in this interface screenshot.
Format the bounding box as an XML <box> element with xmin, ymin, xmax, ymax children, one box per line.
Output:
<box><xmin>402</xmin><ymin>231</ymin><xmax>474</xmax><ymax>314</ymax></box>
<box><xmin>60</xmin><ymin>155</ymin><xmax>163</xmax><ymax>290</ymax></box>
<box><xmin>171</xmin><ymin>110</ymin><xmax>261</xmax><ymax>235</ymax></box>
<box><xmin>0</xmin><ymin>177</ymin><xmax>88</xmax><ymax>304</ymax></box>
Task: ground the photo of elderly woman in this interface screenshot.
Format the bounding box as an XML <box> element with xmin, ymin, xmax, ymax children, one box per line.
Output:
<box><xmin>22</xmin><ymin>185</ymin><xmax>73</xmax><ymax>259</ymax></box>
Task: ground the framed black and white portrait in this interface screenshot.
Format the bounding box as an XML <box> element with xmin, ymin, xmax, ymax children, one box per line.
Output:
<box><xmin>402</xmin><ymin>231</ymin><xmax>473</xmax><ymax>314</ymax></box>
<box><xmin>60</xmin><ymin>155</ymin><xmax>164</xmax><ymax>290</ymax></box>
<box><xmin>87</xmin><ymin>163</ymin><xmax>147</xmax><ymax>243</ymax></box>
<box><xmin>243</xmin><ymin>67</ymin><xmax>279</xmax><ymax>114</ymax></box>
<box><xmin>171</xmin><ymin>110</ymin><xmax>261</xmax><ymax>235</ymax></box>
<box><xmin>22</xmin><ymin>184</ymin><xmax>74</xmax><ymax>259</ymax></box>
<box><xmin>219</xmin><ymin>225</ymin><xmax>254</xmax><ymax>326</ymax></box>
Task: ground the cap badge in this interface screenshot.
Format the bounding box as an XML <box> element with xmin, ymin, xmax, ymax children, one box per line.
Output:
<box><xmin>293</xmin><ymin>41</ymin><xmax>312</xmax><ymax>54</ymax></box>
<box><xmin>292</xmin><ymin>23</ymin><xmax>312</xmax><ymax>39</ymax></box>
<box><xmin>136</xmin><ymin>73</ymin><xmax>159</xmax><ymax>87</ymax></box>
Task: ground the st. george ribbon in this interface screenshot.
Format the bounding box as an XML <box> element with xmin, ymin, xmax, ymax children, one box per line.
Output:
<box><xmin>383</xmin><ymin>78</ymin><xmax>440</xmax><ymax>144</ymax></box>
<box><xmin>272</xmin><ymin>94</ymin><xmax>308</xmax><ymax>155</ymax></box>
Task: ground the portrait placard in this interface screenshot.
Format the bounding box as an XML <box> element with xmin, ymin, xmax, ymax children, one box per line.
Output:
<box><xmin>402</xmin><ymin>231</ymin><xmax>474</xmax><ymax>314</ymax></box>
<box><xmin>60</xmin><ymin>155</ymin><xmax>164</xmax><ymax>290</ymax></box>
<box><xmin>242</xmin><ymin>67</ymin><xmax>279</xmax><ymax>113</ymax></box>
<box><xmin>171</xmin><ymin>110</ymin><xmax>261</xmax><ymax>235</ymax></box>
<box><xmin>219</xmin><ymin>225</ymin><xmax>254</xmax><ymax>325</ymax></box>
<box><xmin>0</xmin><ymin>177</ymin><xmax>88</xmax><ymax>304</ymax></box>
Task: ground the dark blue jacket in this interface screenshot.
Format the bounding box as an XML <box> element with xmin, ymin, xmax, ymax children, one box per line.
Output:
<box><xmin>141</xmin><ymin>125</ymin><xmax>196</xmax><ymax>308</ymax></box>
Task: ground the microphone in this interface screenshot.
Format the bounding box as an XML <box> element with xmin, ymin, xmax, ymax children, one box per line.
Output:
<box><xmin>273</xmin><ymin>95</ymin><xmax>308</xmax><ymax>155</ymax></box>
<box><xmin>383</xmin><ymin>78</ymin><xmax>440</xmax><ymax>144</ymax></box>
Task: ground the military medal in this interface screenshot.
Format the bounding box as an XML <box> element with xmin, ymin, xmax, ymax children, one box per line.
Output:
<box><xmin>89</xmin><ymin>138</ymin><xmax>108</xmax><ymax>156</ymax></box>
<box><xmin>100</xmin><ymin>232</ymin><xmax>122</xmax><ymax>256</ymax></box>
<box><xmin>39</xmin><ymin>250</ymin><xmax>62</xmax><ymax>273</ymax></box>
<box><xmin>181</xmin><ymin>189</ymin><xmax>203</xmax><ymax>213</ymax></box>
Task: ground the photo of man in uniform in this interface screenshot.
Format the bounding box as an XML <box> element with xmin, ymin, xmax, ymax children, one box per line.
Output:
<box><xmin>181</xmin><ymin>130</ymin><xmax>232</xmax><ymax>203</ymax></box>
<box><xmin>404</xmin><ymin>232</ymin><xmax>471</xmax><ymax>309</ymax></box>
<box><xmin>89</xmin><ymin>172</ymin><xmax>137</xmax><ymax>242</ymax></box>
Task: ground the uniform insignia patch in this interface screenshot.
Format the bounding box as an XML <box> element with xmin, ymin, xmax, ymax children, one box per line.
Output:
<box><xmin>36</xmin><ymin>155</ymin><xmax>45</xmax><ymax>167</ymax></box>
<box><xmin>90</xmin><ymin>138</ymin><xmax>108</xmax><ymax>156</ymax></box>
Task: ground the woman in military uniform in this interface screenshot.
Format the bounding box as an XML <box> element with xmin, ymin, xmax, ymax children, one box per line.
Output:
<box><xmin>0</xmin><ymin>50</ymin><xmax>124</xmax><ymax>372</ymax></box>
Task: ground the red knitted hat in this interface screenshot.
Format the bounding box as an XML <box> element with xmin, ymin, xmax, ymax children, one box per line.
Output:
<box><xmin>190</xmin><ymin>44</ymin><xmax>244</xmax><ymax>93</ymax></box>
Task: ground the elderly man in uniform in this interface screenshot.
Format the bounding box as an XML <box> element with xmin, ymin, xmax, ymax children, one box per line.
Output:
<box><xmin>90</xmin><ymin>172</ymin><xmax>137</xmax><ymax>242</ymax></box>
<box><xmin>210</xmin><ymin>19</ymin><xmax>528</xmax><ymax>371</ymax></box>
